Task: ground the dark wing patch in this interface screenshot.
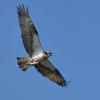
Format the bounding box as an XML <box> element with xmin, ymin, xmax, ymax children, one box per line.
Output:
<box><xmin>35</xmin><ymin>62</ymin><xmax>69</xmax><ymax>87</ymax></box>
<box><xmin>17</xmin><ymin>5</ymin><xmax>43</xmax><ymax>56</ymax></box>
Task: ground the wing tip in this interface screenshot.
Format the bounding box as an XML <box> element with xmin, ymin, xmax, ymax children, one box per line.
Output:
<box><xmin>54</xmin><ymin>69</ymin><xmax>71</xmax><ymax>87</ymax></box>
<box><xmin>17</xmin><ymin>4</ymin><xmax>29</xmax><ymax>17</ymax></box>
<box><xmin>58</xmin><ymin>80</ymin><xmax>71</xmax><ymax>87</ymax></box>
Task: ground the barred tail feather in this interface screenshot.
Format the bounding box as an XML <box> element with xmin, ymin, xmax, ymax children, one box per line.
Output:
<box><xmin>17</xmin><ymin>57</ymin><xmax>29</xmax><ymax>71</ymax></box>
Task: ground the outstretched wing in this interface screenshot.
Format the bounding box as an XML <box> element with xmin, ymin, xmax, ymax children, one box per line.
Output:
<box><xmin>35</xmin><ymin>59</ymin><xmax>69</xmax><ymax>87</ymax></box>
<box><xmin>17</xmin><ymin>5</ymin><xmax>43</xmax><ymax>57</ymax></box>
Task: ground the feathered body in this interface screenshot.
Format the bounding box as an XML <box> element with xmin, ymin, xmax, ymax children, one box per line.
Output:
<box><xmin>17</xmin><ymin>4</ymin><xmax>69</xmax><ymax>87</ymax></box>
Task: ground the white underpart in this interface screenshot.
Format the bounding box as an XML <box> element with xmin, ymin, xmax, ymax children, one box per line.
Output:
<box><xmin>29</xmin><ymin>52</ymin><xmax>45</xmax><ymax>65</ymax></box>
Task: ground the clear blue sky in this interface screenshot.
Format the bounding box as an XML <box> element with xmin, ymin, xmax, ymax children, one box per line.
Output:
<box><xmin>0</xmin><ymin>0</ymin><xmax>100</xmax><ymax>100</ymax></box>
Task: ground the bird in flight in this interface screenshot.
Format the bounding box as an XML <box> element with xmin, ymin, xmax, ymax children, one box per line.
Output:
<box><xmin>17</xmin><ymin>4</ymin><xmax>69</xmax><ymax>87</ymax></box>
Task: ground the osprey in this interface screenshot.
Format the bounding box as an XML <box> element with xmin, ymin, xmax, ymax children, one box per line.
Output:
<box><xmin>17</xmin><ymin>4</ymin><xmax>69</xmax><ymax>87</ymax></box>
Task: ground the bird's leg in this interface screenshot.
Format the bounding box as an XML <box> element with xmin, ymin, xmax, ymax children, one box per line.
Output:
<box><xmin>30</xmin><ymin>61</ymin><xmax>39</xmax><ymax>66</ymax></box>
<box><xmin>28</xmin><ymin>57</ymin><xmax>39</xmax><ymax>66</ymax></box>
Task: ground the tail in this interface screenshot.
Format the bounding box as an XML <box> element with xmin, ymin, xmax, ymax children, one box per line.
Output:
<box><xmin>17</xmin><ymin>57</ymin><xmax>29</xmax><ymax>71</ymax></box>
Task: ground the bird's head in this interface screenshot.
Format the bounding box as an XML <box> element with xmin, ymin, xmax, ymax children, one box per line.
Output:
<box><xmin>44</xmin><ymin>51</ymin><xmax>53</xmax><ymax>57</ymax></box>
